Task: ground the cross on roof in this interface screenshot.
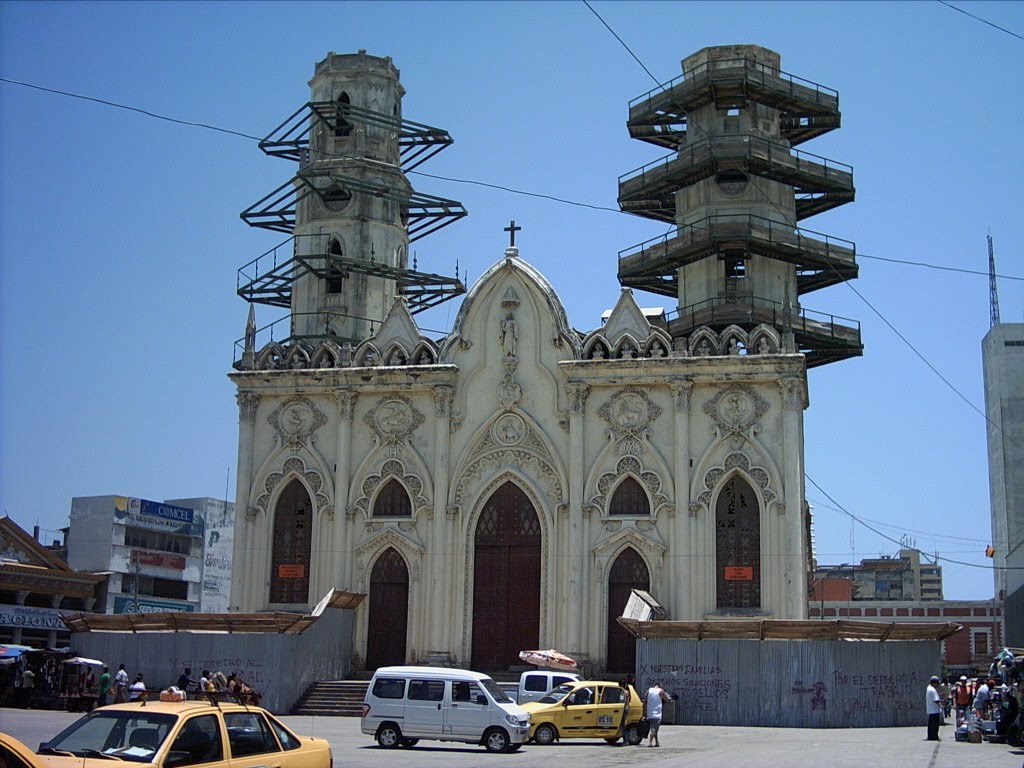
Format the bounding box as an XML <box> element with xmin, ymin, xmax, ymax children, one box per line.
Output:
<box><xmin>504</xmin><ymin>219</ymin><xmax>522</xmax><ymax>248</ymax></box>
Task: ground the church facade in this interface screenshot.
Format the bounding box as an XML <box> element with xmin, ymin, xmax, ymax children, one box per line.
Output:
<box><xmin>229</xmin><ymin>46</ymin><xmax>860</xmax><ymax>673</ymax></box>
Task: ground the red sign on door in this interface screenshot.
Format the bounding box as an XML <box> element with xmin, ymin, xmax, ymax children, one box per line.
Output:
<box><xmin>724</xmin><ymin>566</ymin><xmax>754</xmax><ymax>581</ymax></box>
<box><xmin>278</xmin><ymin>564</ymin><xmax>305</xmax><ymax>579</ymax></box>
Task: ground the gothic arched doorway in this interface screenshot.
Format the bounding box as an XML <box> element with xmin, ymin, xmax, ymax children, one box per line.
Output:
<box><xmin>715</xmin><ymin>474</ymin><xmax>761</xmax><ymax>610</ymax></box>
<box><xmin>365</xmin><ymin>547</ymin><xmax>409</xmax><ymax>669</ymax></box>
<box><xmin>269</xmin><ymin>479</ymin><xmax>313</xmax><ymax>604</ymax></box>
<box><xmin>606</xmin><ymin>547</ymin><xmax>650</xmax><ymax>674</ymax></box>
<box><xmin>471</xmin><ymin>482</ymin><xmax>541</xmax><ymax>669</ymax></box>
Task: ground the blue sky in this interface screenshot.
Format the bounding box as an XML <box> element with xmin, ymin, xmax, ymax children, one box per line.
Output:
<box><xmin>1</xmin><ymin>1</ymin><xmax>1021</xmax><ymax>601</ymax></box>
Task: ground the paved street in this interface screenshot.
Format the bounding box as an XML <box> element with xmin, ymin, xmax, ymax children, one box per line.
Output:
<box><xmin>1</xmin><ymin>708</ymin><xmax>1021</xmax><ymax>767</ymax></box>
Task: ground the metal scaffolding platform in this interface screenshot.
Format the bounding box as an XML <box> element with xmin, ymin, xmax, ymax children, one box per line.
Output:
<box><xmin>257</xmin><ymin>101</ymin><xmax>454</xmax><ymax>171</ymax></box>
<box><xmin>627</xmin><ymin>57</ymin><xmax>841</xmax><ymax>149</ymax></box>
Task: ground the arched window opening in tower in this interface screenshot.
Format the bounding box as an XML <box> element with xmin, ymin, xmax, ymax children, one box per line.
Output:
<box><xmin>609</xmin><ymin>476</ymin><xmax>650</xmax><ymax>516</ymax></box>
<box><xmin>335</xmin><ymin>92</ymin><xmax>352</xmax><ymax>137</ymax></box>
<box><xmin>326</xmin><ymin>238</ymin><xmax>345</xmax><ymax>294</ymax></box>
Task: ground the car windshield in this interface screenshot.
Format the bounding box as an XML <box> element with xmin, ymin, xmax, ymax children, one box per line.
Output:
<box><xmin>478</xmin><ymin>678</ymin><xmax>512</xmax><ymax>704</ymax></box>
<box><xmin>39</xmin><ymin>710</ymin><xmax>177</xmax><ymax>762</ymax></box>
<box><xmin>536</xmin><ymin>683</ymin><xmax>575</xmax><ymax>705</ymax></box>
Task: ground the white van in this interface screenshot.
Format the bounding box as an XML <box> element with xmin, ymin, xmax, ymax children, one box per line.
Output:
<box><xmin>517</xmin><ymin>669</ymin><xmax>581</xmax><ymax>704</ymax></box>
<box><xmin>361</xmin><ymin>666</ymin><xmax>531</xmax><ymax>753</ymax></box>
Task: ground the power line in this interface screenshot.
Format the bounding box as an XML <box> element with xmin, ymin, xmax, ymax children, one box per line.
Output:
<box><xmin>937</xmin><ymin>0</ymin><xmax>1024</xmax><ymax>41</ymax></box>
<box><xmin>0</xmin><ymin>77</ymin><xmax>262</xmax><ymax>141</ymax></box>
<box><xmin>2</xmin><ymin>75</ymin><xmax>1021</xmax><ymax>283</ymax></box>
<box><xmin>807</xmin><ymin>473</ymin><xmax>1015</xmax><ymax>571</ymax></box>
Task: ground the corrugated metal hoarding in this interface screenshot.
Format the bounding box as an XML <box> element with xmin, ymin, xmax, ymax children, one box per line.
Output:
<box><xmin>637</xmin><ymin>638</ymin><xmax>939</xmax><ymax>728</ymax></box>
<box><xmin>70</xmin><ymin>608</ymin><xmax>354</xmax><ymax>714</ymax></box>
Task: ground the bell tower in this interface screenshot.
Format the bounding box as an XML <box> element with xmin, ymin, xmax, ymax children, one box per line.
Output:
<box><xmin>236</xmin><ymin>50</ymin><xmax>466</xmax><ymax>357</ymax></box>
<box><xmin>618</xmin><ymin>45</ymin><xmax>861</xmax><ymax>366</ymax></box>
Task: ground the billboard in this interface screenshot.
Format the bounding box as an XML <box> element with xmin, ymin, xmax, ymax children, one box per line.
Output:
<box><xmin>113</xmin><ymin>596</ymin><xmax>195</xmax><ymax>614</ymax></box>
<box><xmin>113</xmin><ymin>497</ymin><xmax>203</xmax><ymax>538</ymax></box>
<box><xmin>0</xmin><ymin>605</ymin><xmax>67</xmax><ymax>630</ymax></box>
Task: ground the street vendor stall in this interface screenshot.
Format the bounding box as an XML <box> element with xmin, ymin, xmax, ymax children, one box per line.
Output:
<box><xmin>60</xmin><ymin>656</ymin><xmax>103</xmax><ymax>711</ymax></box>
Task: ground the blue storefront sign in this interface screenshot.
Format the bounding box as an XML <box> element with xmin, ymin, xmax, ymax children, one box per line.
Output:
<box><xmin>113</xmin><ymin>596</ymin><xmax>195</xmax><ymax>614</ymax></box>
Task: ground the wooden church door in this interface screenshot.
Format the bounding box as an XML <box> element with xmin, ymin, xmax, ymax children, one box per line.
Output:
<box><xmin>365</xmin><ymin>547</ymin><xmax>409</xmax><ymax>669</ymax></box>
<box><xmin>471</xmin><ymin>482</ymin><xmax>541</xmax><ymax>669</ymax></box>
<box><xmin>606</xmin><ymin>547</ymin><xmax>649</xmax><ymax>674</ymax></box>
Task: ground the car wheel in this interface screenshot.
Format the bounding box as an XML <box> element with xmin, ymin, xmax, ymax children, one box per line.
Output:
<box><xmin>534</xmin><ymin>723</ymin><xmax>557</xmax><ymax>745</ymax></box>
<box><xmin>400</xmin><ymin>738</ymin><xmax>418</xmax><ymax>748</ymax></box>
<box><xmin>624</xmin><ymin>723</ymin><xmax>642</xmax><ymax>746</ymax></box>
<box><xmin>604</xmin><ymin>736</ymin><xmax>621</xmax><ymax>744</ymax></box>
<box><xmin>483</xmin><ymin>727</ymin><xmax>510</xmax><ymax>753</ymax></box>
<box><xmin>376</xmin><ymin>724</ymin><xmax>402</xmax><ymax>748</ymax></box>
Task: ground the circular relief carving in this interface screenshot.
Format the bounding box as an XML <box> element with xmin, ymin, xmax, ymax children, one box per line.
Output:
<box><xmin>321</xmin><ymin>184</ymin><xmax>352</xmax><ymax>212</ymax></box>
<box><xmin>717</xmin><ymin>390</ymin><xmax>755</xmax><ymax>429</ymax></box>
<box><xmin>375</xmin><ymin>399</ymin><xmax>413</xmax><ymax>435</ymax></box>
<box><xmin>280</xmin><ymin>401</ymin><xmax>315</xmax><ymax>437</ymax></box>
<box><xmin>493</xmin><ymin>413</ymin><xmax>526</xmax><ymax>446</ymax></box>
<box><xmin>613</xmin><ymin>392</ymin><xmax>648</xmax><ymax>429</ymax></box>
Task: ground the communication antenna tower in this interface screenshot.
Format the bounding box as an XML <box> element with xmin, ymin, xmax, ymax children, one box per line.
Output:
<box><xmin>989</xmin><ymin>234</ymin><xmax>1001</xmax><ymax>328</ymax></box>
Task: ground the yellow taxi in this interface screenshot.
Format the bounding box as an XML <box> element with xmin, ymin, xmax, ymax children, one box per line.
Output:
<box><xmin>27</xmin><ymin>700</ymin><xmax>332</xmax><ymax>768</ymax></box>
<box><xmin>2</xmin><ymin>731</ymin><xmax>47</xmax><ymax>768</ymax></box>
<box><xmin>520</xmin><ymin>680</ymin><xmax>644</xmax><ymax>745</ymax></box>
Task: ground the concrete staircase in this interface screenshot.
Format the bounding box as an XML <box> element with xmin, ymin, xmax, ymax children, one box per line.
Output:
<box><xmin>291</xmin><ymin>680</ymin><xmax>369</xmax><ymax>716</ymax></box>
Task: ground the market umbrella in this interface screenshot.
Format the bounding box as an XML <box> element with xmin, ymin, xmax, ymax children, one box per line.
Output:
<box><xmin>63</xmin><ymin>657</ymin><xmax>104</xmax><ymax>666</ymax></box>
<box><xmin>0</xmin><ymin>645</ymin><xmax>35</xmax><ymax>659</ymax></box>
<box><xmin>518</xmin><ymin>649</ymin><xmax>580</xmax><ymax>671</ymax></box>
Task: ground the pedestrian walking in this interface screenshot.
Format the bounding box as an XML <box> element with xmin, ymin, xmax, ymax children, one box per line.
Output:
<box><xmin>113</xmin><ymin>663</ymin><xmax>128</xmax><ymax>703</ymax></box>
<box><xmin>644</xmin><ymin>680</ymin><xmax>671</xmax><ymax>748</ymax></box>
<box><xmin>97</xmin><ymin>665</ymin><xmax>111</xmax><ymax>707</ymax></box>
<box><xmin>925</xmin><ymin>675</ymin><xmax>942</xmax><ymax>741</ymax></box>
<box><xmin>128</xmin><ymin>673</ymin><xmax>146</xmax><ymax>701</ymax></box>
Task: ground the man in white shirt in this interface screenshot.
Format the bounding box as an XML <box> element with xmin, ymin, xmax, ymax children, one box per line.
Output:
<box><xmin>114</xmin><ymin>663</ymin><xmax>129</xmax><ymax>703</ymax></box>
<box><xmin>644</xmin><ymin>680</ymin><xmax>671</xmax><ymax>747</ymax></box>
<box><xmin>129</xmin><ymin>673</ymin><xmax>147</xmax><ymax>701</ymax></box>
<box><xmin>926</xmin><ymin>675</ymin><xmax>942</xmax><ymax>741</ymax></box>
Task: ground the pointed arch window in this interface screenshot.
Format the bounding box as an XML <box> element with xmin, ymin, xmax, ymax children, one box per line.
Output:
<box><xmin>609</xmin><ymin>477</ymin><xmax>650</xmax><ymax>516</ymax></box>
<box><xmin>334</xmin><ymin>92</ymin><xmax>352</xmax><ymax>137</ymax></box>
<box><xmin>326</xmin><ymin>238</ymin><xmax>345</xmax><ymax>294</ymax></box>
<box><xmin>269</xmin><ymin>479</ymin><xmax>313</xmax><ymax>604</ymax></box>
<box><xmin>372</xmin><ymin>478</ymin><xmax>412</xmax><ymax>518</ymax></box>
<box><xmin>715</xmin><ymin>474</ymin><xmax>761</xmax><ymax>610</ymax></box>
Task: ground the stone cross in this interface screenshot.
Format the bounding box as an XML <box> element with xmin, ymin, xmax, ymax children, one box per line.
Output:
<box><xmin>504</xmin><ymin>219</ymin><xmax>522</xmax><ymax>247</ymax></box>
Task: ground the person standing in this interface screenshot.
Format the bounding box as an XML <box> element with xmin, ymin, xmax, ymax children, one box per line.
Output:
<box><xmin>644</xmin><ymin>680</ymin><xmax>671</xmax><ymax>748</ymax></box>
<box><xmin>113</xmin><ymin>663</ymin><xmax>128</xmax><ymax>703</ymax></box>
<box><xmin>18</xmin><ymin>667</ymin><xmax>35</xmax><ymax>709</ymax></box>
<box><xmin>129</xmin><ymin>673</ymin><xmax>147</xmax><ymax>701</ymax></box>
<box><xmin>926</xmin><ymin>675</ymin><xmax>942</xmax><ymax>741</ymax></box>
<box><xmin>974</xmin><ymin>678</ymin><xmax>993</xmax><ymax>721</ymax></box>
<box><xmin>97</xmin><ymin>665</ymin><xmax>111</xmax><ymax>707</ymax></box>
<box><xmin>177</xmin><ymin>667</ymin><xmax>196</xmax><ymax>693</ymax></box>
<box><xmin>954</xmin><ymin>676</ymin><xmax>973</xmax><ymax>724</ymax></box>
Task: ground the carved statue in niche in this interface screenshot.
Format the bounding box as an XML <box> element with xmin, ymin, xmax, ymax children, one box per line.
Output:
<box><xmin>500</xmin><ymin>312</ymin><xmax>519</xmax><ymax>358</ymax></box>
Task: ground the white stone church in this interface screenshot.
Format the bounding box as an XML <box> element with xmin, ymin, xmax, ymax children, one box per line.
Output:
<box><xmin>229</xmin><ymin>45</ymin><xmax>861</xmax><ymax>673</ymax></box>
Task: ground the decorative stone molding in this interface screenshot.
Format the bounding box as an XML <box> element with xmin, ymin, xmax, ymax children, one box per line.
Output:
<box><xmin>567</xmin><ymin>384</ymin><xmax>591</xmax><ymax>414</ymax></box>
<box><xmin>237</xmin><ymin>392</ymin><xmax>260</xmax><ymax>421</ymax></box>
<box><xmin>245</xmin><ymin>505</ymin><xmax>261</xmax><ymax>522</ymax></box>
<box><xmin>352</xmin><ymin>458</ymin><xmax>430</xmax><ymax>518</ymax></box>
<box><xmin>598</xmin><ymin>387</ymin><xmax>662</xmax><ymax>455</ymax></box>
<box><xmin>688</xmin><ymin>502</ymin><xmax>702</xmax><ymax>518</ymax></box>
<box><xmin>592</xmin><ymin>527</ymin><xmax>666</xmax><ymax>587</ymax></box>
<box><xmin>703</xmin><ymin>385</ymin><xmax>768</xmax><ymax>448</ymax></box>
<box><xmin>778</xmin><ymin>378</ymin><xmax>807</xmax><ymax>411</ymax></box>
<box><xmin>268</xmin><ymin>396</ymin><xmax>327</xmax><ymax>449</ymax></box>
<box><xmin>353</xmin><ymin>528</ymin><xmax>424</xmax><ymax>591</ymax></box>
<box><xmin>366</xmin><ymin>395</ymin><xmax>424</xmax><ymax>458</ymax></box>
<box><xmin>433</xmin><ymin>386</ymin><xmax>455</xmax><ymax>417</ymax></box>
<box><xmin>671</xmin><ymin>382</ymin><xmax>693</xmax><ymax>413</ymax></box>
<box><xmin>255</xmin><ymin>456</ymin><xmax>332</xmax><ymax>518</ymax></box>
<box><xmin>334</xmin><ymin>389</ymin><xmax>358</xmax><ymax>420</ymax></box>
<box><xmin>455</xmin><ymin>449</ymin><xmax>563</xmax><ymax>507</ymax></box>
<box><xmin>694</xmin><ymin>451</ymin><xmax>777</xmax><ymax>513</ymax></box>
<box><xmin>498</xmin><ymin>373</ymin><xmax>522</xmax><ymax>410</ymax></box>
<box><xmin>588</xmin><ymin>455</ymin><xmax>670</xmax><ymax>517</ymax></box>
